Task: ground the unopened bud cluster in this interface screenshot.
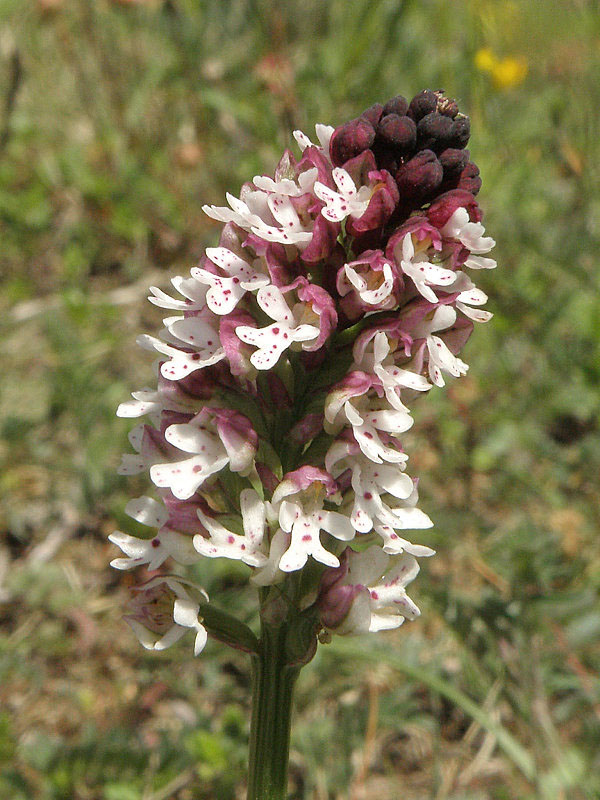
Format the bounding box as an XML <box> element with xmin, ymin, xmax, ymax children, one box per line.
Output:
<box><xmin>112</xmin><ymin>90</ymin><xmax>496</xmax><ymax>653</ymax></box>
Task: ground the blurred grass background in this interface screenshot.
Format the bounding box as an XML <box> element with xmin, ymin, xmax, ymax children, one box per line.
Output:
<box><xmin>0</xmin><ymin>0</ymin><xmax>599</xmax><ymax>798</ymax></box>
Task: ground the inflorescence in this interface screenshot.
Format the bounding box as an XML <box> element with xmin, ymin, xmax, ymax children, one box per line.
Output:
<box><xmin>112</xmin><ymin>90</ymin><xmax>496</xmax><ymax>653</ymax></box>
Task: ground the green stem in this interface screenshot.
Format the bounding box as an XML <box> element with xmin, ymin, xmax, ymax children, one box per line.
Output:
<box><xmin>247</xmin><ymin>621</ymin><xmax>301</xmax><ymax>800</ymax></box>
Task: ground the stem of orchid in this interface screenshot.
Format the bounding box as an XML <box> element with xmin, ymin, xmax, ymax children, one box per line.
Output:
<box><xmin>247</xmin><ymin>619</ymin><xmax>301</xmax><ymax>800</ymax></box>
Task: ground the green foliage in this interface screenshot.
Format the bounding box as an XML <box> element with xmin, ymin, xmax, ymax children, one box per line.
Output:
<box><xmin>1</xmin><ymin>0</ymin><xmax>599</xmax><ymax>798</ymax></box>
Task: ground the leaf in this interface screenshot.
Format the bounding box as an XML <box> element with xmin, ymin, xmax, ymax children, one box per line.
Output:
<box><xmin>199</xmin><ymin>601</ymin><xmax>259</xmax><ymax>654</ymax></box>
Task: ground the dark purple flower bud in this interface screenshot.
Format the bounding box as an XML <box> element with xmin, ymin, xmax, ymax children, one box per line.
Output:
<box><xmin>416</xmin><ymin>112</ymin><xmax>454</xmax><ymax>152</ymax></box>
<box><xmin>395</xmin><ymin>149</ymin><xmax>443</xmax><ymax>202</ymax></box>
<box><xmin>361</xmin><ymin>102</ymin><xmax>384</xmax><ymax>128</ymax></box>
<box><xmin>407</xmin><ymin>89</ymin><xmax>438</xmax><ymax>121</ymax></box>
<box><xmin>371</xmin><ymin>144</ymin><xmax>398</xmax><ymax>175</ymax></box>
<box><xmin>376</xmin><ymin>114</ymin><xmax>417</xmax><ymax>153</ymax></box>
<box><xmin>457</xmin><ymin>162</ymin><xmax>482</xmax><ymax>195</ymax></box>
<box><xmin>447</xmin><ymin>116</ymin><xmax>471</xmax><ymax>149</ymax></box>
<box><xmin>427</xmin><ymin>189</ymin><xmax>482</xmax><ymax>228</ymax></box>
<box><xmin>439</xmin><ymin>148</ymin><xmax>470</xmax><ymax>179</ymax></box>
<box><xmin>383</xmin><ymin>94</ymin><xmax>409</xmax><ymax>117</ymax></box>
<box><xmin>329</xmin><ymin>117</ymin><xmax>376</xmax><ymax>167</ymax></box>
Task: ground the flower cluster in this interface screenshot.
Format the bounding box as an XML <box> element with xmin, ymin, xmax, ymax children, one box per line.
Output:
<box><xmin>113</xmin><ymin>90</ymin><xmax>496</xmax><ymax>654</ymax></box>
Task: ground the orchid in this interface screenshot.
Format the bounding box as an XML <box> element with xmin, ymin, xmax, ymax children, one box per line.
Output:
<box><xmin>113</xmin><ymin>89</ymin><xmax>496</xmax><ymax>799</ymax></box>
<box><xmin>125</xmin><ymin>576</ymin><xmax>208</xmax><ymax>656</ymax></box>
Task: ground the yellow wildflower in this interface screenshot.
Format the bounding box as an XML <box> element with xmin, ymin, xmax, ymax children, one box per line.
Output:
<box><xmin>491</xmin><ymin>56</ymin><xmax>528</xmax><ymax>90</ymax></box>
<box><xmin>474</xmin><ymin>48</ymin><xmax>528</xmax><ymax>90</ymax></box>
<box><xmin>474</xmin><ymin>48</ymin><xmax>498</xmax><ymax>74</ymax></box>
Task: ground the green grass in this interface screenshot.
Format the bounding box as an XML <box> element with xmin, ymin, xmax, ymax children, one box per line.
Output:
<box><xmin>1</xmin><ymin>0</ymin><xmax>599</xmax><ymax>797</ymax></box>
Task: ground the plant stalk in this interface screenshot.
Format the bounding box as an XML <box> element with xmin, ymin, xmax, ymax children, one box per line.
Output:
<box><xmin>247</xmin><ymin>621</ymin><xmax>301</xmax><ymax>800</ymax></box>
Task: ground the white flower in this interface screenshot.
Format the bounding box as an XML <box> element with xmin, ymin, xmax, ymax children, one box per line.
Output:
<box><xmin>373</xmin><ymin>522</ymin><xmax>435</xmax><ymax>557</ymax></box>
<box><xmin>203</xmin><ymin>190</ymin><xmax>313</xmax><ymax>247</ymax></box>
<box><xmin>399</xmin><ymin>233</ymin><xmax>458</xmax><ymax>303</ymax></box>
<box><xmin>126</xmin><ymin>576</ymin><xmax>208</xmax><ymax>656</ymax></box>
<box><xmin>441</xmin><ymin>207</ymin><xmax>496</xmax><ymax>269</ymax></box>
<box><xmin>117</xmin><ymin>424</ymin><xmax>147</xmax><ymax>475</ymax></box>
<box><xmin>314</xmin><ymin>168</ymin><xmax>372</xmax><ymax>223</ymax></box>
<box><xmin>253</xmin><ymin>168</ymin><xmax>318</xmax><ymax>197</ymax></box>
<box><xmin>446</xmin><ymin>272</ymin><xmax>493</xmax><ymax>322</ymax></box>
<box><xmin>235</xmin><ymin>285</ymin><xmax>319</xmax><ymax>370</ymax></box>
<box><xmin>321</xmin><ymin>547</ymin><xmax>422</xmax><ymax>635</ymax></box>
<box><xmin>326</xmin><ymin>441</ymin><xmax>433</xmax><ymax>537</ymax></box>
<box><xmin>202</xmin><ymin>191</ymin><xmax>270</xmax><ymax>230</ymax></box>
<box><xmin>109</xmin><ymin>496</ymin><xmax>198</xmax><ymax>570</ymax></box>
<box><xmin>350</xmin><ymin>459</ymin><xmax>414</xmax><ymax>531</ymax></box>
<box><xmin>339</xmin><ymin>258</ymin><xmax>396</xmax><ymax>309</ymax></box>
<box><xmin>292</xmin><ymin>124</ymin><xmax>334</xmax><ymax>154</ymax></box>
<box><xmin>250</xmin><ymin>529</ymin><xmax>289</xmax><ymax>587</ymax></box>
<box><xmin>116</xmin><ymin>386</ymin><xmax>191</xmax><ymax>421</ymax></box>
<box><xmin>250</xmin><ymin>193</ymin><xmax>313</xmax><ymax>246</ymax></box>
<box><xmin>277</xmin><ymin>498</ymin><xmax>355</xmax><ymax>572</ymax></box>
<box><xmin>426</xmin><ymin>335</ymin><xmax>468</xmax><ymax>387</ymax></box>
<box><xmin>410</xmin><ymin>305</ymin><xmax>469</xmax><ymax>387</ymax></box>
<box><xmin>191</xmin><ymin>247</ymin><xmax>269</xmax><ymax>315</ymax></box>
<box><xmin>109</xmin><ymin>529</ymin><xmax>198</xmax><ymax>571</ymax></box>
<box><xmin>362</xmin><ymin>551</ymin><xmax>422</xmax><ymax>632</ymax></box>
<box><xmin>367</xmin><ymin>332</ymin><xmax>431</xmax><ymax>409</ymax></box>
<box><xmin>150</xmin><ymin>421</ymin><xmax>230</xmax><ymax>500</ymax></box>
<box><xmin>148</xmin><ymin>276</ymin><xmax>207</xmax><ymax>311</ymax></box>
<box><xmin>324</xmin><ymin>394</ymin><xmax>413</xmax><ymax>465</ymax></box>
<box><xmin>117</xmin><ymin>388</ymin><xmax>165</xmax><ymax>420</ymax></box>
<box><xmin>195</xmin><ymin>489</ymin><xmax>268</xmax><ymax>568</ymax></box>
<box><xmin>137</xmin><ymin>311</ymin><xmax>225</xmax><ymax>381</ymax></box>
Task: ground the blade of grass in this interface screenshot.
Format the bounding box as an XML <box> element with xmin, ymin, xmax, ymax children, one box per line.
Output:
<box><xmin>326</xmin><ymin>639</ymin><xmax>537</xmax><ymax>782</ymax></box>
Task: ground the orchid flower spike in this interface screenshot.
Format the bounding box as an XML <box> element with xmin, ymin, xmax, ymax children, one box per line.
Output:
<box><xmin>113</xmin><ymin>88</ymin><xmax>495</xmax><ymax>658</ymax></box>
